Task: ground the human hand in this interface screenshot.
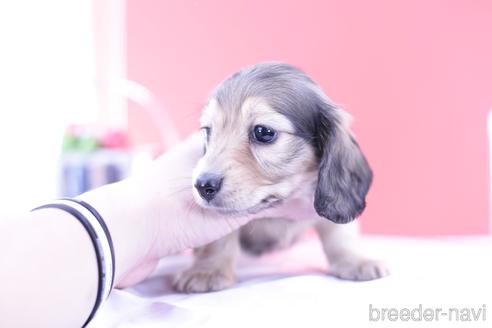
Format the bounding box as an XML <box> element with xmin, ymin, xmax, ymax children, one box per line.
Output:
<box><xmin>85</xmin><ymin>133</ymin><xmax>319</xmax><ymax>288</ymax></box>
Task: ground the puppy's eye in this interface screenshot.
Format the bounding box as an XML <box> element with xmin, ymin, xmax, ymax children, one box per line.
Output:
<box><xmin>252</xmin><ymin>125</ymin><xmax>277</xmax><ymax>143</ymax></box>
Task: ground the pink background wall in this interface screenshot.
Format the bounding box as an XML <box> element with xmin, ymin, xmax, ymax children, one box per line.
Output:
<box><xmin>126</xmin><ymin>0</ymin><xmax>492</xmax><ymax>236</ymax></box>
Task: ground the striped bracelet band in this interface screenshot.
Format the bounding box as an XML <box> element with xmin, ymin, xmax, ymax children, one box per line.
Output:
<box><xmin>32</xmin><ymin>198</ymin><xmax>115</xmax><ymax>327</ymax></box>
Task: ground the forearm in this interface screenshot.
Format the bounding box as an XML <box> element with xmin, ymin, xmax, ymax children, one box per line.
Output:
<box><xmin>0</xmin><ymin>178</ymin><xmax>158</xmax><ymax>327</ymax></box>
<box><xmin>0</xmin><ymin>210</ymin><xmax>98</xmax><ymax>328</ymax></box>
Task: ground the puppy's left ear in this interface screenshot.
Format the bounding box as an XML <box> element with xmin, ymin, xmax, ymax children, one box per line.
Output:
<box><xmin>314</xmin><ymin>101</ymin><xmax>373</xmax><ymax>223</ymax></box>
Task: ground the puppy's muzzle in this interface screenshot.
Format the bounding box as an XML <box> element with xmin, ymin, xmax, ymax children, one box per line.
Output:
<box><xmin>195</xmin><ymin>173</ymin><xmax>223</xmax><ymax>201</ymax></box>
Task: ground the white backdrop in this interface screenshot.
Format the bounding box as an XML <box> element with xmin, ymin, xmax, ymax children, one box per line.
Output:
<box><xmin>0</xmin><ymin>1</ymin><xmax>97</xmax><ymax>215</ymax></box>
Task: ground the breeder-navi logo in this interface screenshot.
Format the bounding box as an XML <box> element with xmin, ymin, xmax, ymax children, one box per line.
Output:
<box><xmin>369</xmin><ymin>304</ymin><xmax>487</xmax><ymax>322</ymax></box>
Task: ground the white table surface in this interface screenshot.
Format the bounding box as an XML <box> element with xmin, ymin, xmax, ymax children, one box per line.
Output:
<box><xmin>90</xmin><ymin>235</ymin><xmax>492</xmax><ymax>328</ymax></box>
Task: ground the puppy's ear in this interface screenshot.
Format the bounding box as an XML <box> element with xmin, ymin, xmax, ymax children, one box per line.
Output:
<box><xmin>314</xmin><ymin>101</ymin><xmax>373</xmax><ymax>223</ymax></box>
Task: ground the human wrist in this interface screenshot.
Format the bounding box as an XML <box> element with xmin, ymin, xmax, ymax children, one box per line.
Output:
<box><xmin>77</xmin><ymin>179</ymin><xmax>158</xmax><ymax>285</ymax></box>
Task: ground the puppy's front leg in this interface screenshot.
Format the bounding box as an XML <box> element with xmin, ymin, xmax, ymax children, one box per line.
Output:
<box><xmin>173</xmin><ymin>231</ymin><xmax>239</xmax><ymax>293</ymax></box>
<box><xmin>315</xmin><ymin>219</ymin><xmax>389</xmax><ymax>281</ymax></box>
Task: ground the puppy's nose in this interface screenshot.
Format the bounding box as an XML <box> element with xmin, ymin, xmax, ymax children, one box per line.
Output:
<box><xmin>195</xmin><ymin>174</ymin><xmax>223</xmax><ymax>201</ymax></box>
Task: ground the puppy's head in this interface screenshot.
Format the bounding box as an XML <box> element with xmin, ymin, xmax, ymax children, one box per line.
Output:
<box><xmin>193</xmin><ymin>62</ymin><xmax>372</xmax><ymax>223</ymax></box>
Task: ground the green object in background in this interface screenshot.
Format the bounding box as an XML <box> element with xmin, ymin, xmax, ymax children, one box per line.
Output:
<box><xmin>78</xmin><ymin>136</ymin><xmax>99</xmax><ymax>152</ymax></box>
<box><xmin>62</xmin><ymin>134</ymin><xmax>99</xmax><ymax>152</ymax></box>
<box><xmin>62</xmin><ymin>134</ymin><xmax>79</xmax><ymax>151</ymax></box>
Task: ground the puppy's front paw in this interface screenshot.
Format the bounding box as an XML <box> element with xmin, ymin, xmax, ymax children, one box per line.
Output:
<box><xmin>329</xmin><ymin>258</ymin><xmax>389</xmax><ymax>281</ymax></box>
<box><xmin>173</xmin><ymin>268</ymin><xmax>235</xmax><ymax>293</ymax></box>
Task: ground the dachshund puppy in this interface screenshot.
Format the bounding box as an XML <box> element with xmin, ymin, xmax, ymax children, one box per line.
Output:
<box><xmin>173</xmin><ymin>62</ymin><xmax>388</xmax><ymax>293</ymax></box>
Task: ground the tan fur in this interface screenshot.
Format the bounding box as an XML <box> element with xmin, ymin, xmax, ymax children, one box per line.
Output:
<box><xmin>174</xmin><ymin>92</ymin><xmax>388</xmax><ymax>292</ymax></box>
<box><xmin>192</xmin><ymin>97</ymin><xmax>318</xmax><ymax>214</ymax></box>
